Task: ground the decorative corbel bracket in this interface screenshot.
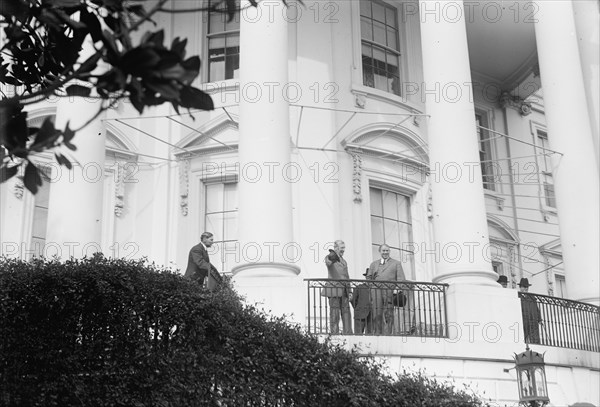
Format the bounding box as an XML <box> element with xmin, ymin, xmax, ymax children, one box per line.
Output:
<box><xmin>350</xmin><ymin>151</ymin><xmax>363</xmax><ymax>203</ymax></box>
<box><xmin>179</xmin><ymin>158</ymin><xmax>191</xmax><ymax>216</ymax></box>
<box><xmin>499</xmin><ymin>91</ymin><xmax>532</xmax><ymax>116</ymax></box>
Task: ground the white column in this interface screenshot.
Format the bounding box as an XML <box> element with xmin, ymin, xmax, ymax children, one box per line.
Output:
<box><xmin>419</xmin><ymin>0</ymin><xmax>496</xmax><ymax>286</ymax></box>
<box><xmin>533</xmin><ymin>0</ymin><xmax>600</xmax><ymax>305</ymax></box>
<box><xmin>572</xmin><ymin>0</ymin><xmax>599</xmax><ymax>170</ymax></box>
<box><xmin>46</xmin><ymin>98</ymin><xmax>106</xmax><ymax>259</ymax></box>
<box><xmin>232</xmin><ymin>1</ymin><xmax>301</xmax><ymax>318</ymax></box>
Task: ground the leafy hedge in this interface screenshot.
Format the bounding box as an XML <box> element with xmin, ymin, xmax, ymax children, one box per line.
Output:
<box><xmin>0</xmin><ymin>255</ymin><xmax>492</xmax><ymax>406</ymax></box>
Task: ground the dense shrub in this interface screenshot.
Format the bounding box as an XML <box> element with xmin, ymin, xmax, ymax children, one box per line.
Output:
<box><xmin>0</xmin><ymin>255</ymin><xmax>492</xmax><ymax>406</ymax></box>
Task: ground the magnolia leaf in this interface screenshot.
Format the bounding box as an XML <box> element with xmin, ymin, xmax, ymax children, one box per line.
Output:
<box><xmin>0</xmin><ymin>165</ymin><xmax>18</xmax><ymax>183</ymax></box>
<box><xmin>55</xmin><ymin>153</ymin><xmax>72</xmax><ymax>170</ymax></box>
<box><xmin>179</xmin><ymin>87</ymin><xmax>214</xmax><ymax>111</ymax></box>
<box><xmin>24</xmin><ymin>161</ymin><xmax>43</xmax><ymax>194</ymax></box>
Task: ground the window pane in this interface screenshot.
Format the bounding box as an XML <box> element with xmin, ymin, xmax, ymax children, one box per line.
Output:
<box><xmin>31</xmin><ymin>207</ymin><xmax>48</xmax><ymax>239</ymax></box>
<box><xmin>396</xmin><ymin>194</ymin><xmax>409</xmax><ymax>222</ymax></box>
<box><xmin>225</xmin><ymin>54</ymin><xmax>239</xmax><ymax>80</ymax></box>
<box><xmin>385</xmin><ymin>5</ymin><xmax>396</xmax><ymax>26</ymax></box>
<box><xmin>223</xmin><ymin>212</ymin><xmax>238</xmax><ymax>241</ymax></box>
<box><xmin>382</xmin><ymin>190</ymin><xmax>398</xmax><ymax>219</ymax></box>
<box><xmin>205</xmin><ymin>183</ymin><xmax>224</xmax><ymax>213</ymax></box>
<box><xmin>225</xmin><ymin>14</ymin><xmax>240</xmax><ymax>31</ymax></box>
<box><xmin>372</xmin><ymin>2</ymin><xmax>385</xmax><ymax>23</ymax></box>
<box><xmin>544</xmin><ymin>182</ymin><xmax>556</xmax><ymax>207</ymax></box>
<box><xmin>223</xmin><ymin>183</ymin><xmax>238</xmax><ymax>211</ymax></box>
<box><xmin>399</xmin><ymin>222</ymin><xmax>412</xmax><ymax>248</ymax></box>
<box><xmin>384</xmin><ymin>219</ymin><xmax>400</xmax><ymax>248</ymax></box>
<box><xmin>209</xmin><ymin>12</ymin><xmax>225</xmax><ymax>34</ymax></box>
<box><xmin>373</xmin><ymin>21</ymin><xmax>386</xmax><ymax>45</ymax></box>
<box><xmin>206</xmin><ymin>213</ymin><xmax>223</xmax><ymax>235</ymax></box>
<box><xmin>361</xmin><ymin>17</ymin><xmax>373</xmax><ymax>41</ymax></box>
<box><xmin>369</xmin><ymin>188</ymin><xmax>382</xmax><ymax>216</ymax></box>
<box><xmin>360</xmin><ymin>0</ymin><xmax>371</xmax><ymax>17</ymax></box>
<box><xmin>371</xmin><ymin>216</ymin><xmax>384</xmax><ymax>243</ymax></box>
<box><xmin>386</xmin><ymin>27</ymin><xmax>398</xmax><ymax>50</ymax></box>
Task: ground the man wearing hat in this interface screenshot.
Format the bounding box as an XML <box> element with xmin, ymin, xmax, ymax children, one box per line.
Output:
<box><xmin>519</xmin><ymin>278</ymin><xmax>542</xmax><ymax>343</ymax></box>
<box><xmin>497</xmin><ymin>275</ymin><xmax>508</xmax><ymax>288</ymax></box>
<box><xmin>351</xmin><ymin>269</ymin><xmax>373</xmax><ymax>334</ymax></box>
<box><xmin>322</xmin><ymin>240</ymin><xmax>352</xmax><ymax>334</ymax></box>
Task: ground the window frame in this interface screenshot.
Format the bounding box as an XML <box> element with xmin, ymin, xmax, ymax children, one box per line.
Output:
<box><xmin>368</xmin><ymin>184</ymin><xmax>415</xmax><ymax>279</ymax></box>
<box><xmin>530</xmin><ymin>122</ymin><xmax>557</xmax><ymax>217</ymax></box>
<box><xmin>475</xmin><ymin>109</ymin><xmax>497</xmax><ymax>192</ymax></box>
<box><xmin>360</xmin><ymin>0</ymin><xmax>403</xmax><ymax>96</ymax></box>
<box><xmin>204</xmin><ymin>0</ymin><xmax>240</xmax><ymax>83</ymax></box>
<box><xmin>202</xmin><ymin>178</ymin><xmax>239</xmax><ymax>275</ymax></box>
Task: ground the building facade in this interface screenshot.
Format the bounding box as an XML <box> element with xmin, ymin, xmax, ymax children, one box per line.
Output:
<box><xmin>1</xmin><ymin>1</ymin><xmax>598</xmax><ymax>405</ymax></box>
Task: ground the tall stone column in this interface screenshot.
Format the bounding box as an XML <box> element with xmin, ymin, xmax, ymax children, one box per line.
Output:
<box><xmin>419</xmin><ymin>0</ymin><xmax>496</xmax><ymax>286</ymax></box>
<box><xmin>533</xmin><ymin>0</ymin><xmax>600</xmax><ymax>305</ymax></box>
<box><xmin>46</xmin><ymin>97</ymin><xmax>106</xmax><ymax>259</ymax></box>
<box><xmin>232</xmin><ymin>1</ymin><xmax>301</xmax><ymax>318</ymax></box>
<box><xmin>572</xmin><ymin>0</ymin><xmax>599</xmax><ymax>170</ymax></box>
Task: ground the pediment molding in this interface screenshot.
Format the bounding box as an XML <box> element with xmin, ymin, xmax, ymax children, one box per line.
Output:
<box><xmin>342</xmin><ymin>124</ymin><xmax>429</xmax><ymax>170</ymax></box>
<box><xmin>173</xmin><ymin>114</ymin><xmax>239</xmax><ymax>158</ymax></box>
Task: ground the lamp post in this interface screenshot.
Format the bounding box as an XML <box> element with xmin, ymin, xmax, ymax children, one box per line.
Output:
<box><xmin>514</xmin><ymin>346</ymin><xmax>550</xmax><ymax>407</ymax></box>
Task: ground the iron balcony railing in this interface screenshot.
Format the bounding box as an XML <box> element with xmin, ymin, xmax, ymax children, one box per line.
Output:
<box><xmin>519</xmin><ymin>292</ymin><xmax>600</xmax><ymax>352</ymax></box>
<box><xmin>305</xmin><ymin>279</ymin><xmax>448</xmax><ymax>337</ymax></box>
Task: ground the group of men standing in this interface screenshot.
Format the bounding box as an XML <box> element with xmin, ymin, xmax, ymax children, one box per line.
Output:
<box><xmin>323</xmin><ymin>240</ymin><xmax>406</xmax><ymax>335</ymax></box>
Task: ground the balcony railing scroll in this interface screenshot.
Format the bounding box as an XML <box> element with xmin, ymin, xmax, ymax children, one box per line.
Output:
<box><xmin>305</xmin><ymin>279</ymin><xmax>448</xmax><ymax>337</ymax></box>
<box><xmin>519</xmin><ymin>292</ymin><xmax>600</xmax><ymax>352</ymax></box>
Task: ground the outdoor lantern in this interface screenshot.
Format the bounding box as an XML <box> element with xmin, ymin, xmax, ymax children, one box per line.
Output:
<box><xmin>514</xmin><ymin>346</ymin><xmax>550</xmax><ymax>407</ymax></box>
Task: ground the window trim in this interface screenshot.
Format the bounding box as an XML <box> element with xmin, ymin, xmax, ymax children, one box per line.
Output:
<box><xmin>530</xmin><ymin>121</ymin><xmax>557</xmax><ymax>217</ymax></box>
<box><xmin>475</xmin><ymin>107</ymin><xmax>498</xmax><ymax>192</ymax></box>
<box><xmin>368</xmin><ymin>182</ymin><xmax>415</xmax><ymax>279</ymax></box>
<box><xmin>204</xmin><ymin>1</ymin><xmax>240</xmax><ymax>83</ymax></box>
<box><xmin>201</xmin><ymin>177</ymin><xmax>239</xmax><ymax>275</ymax></box>
<box><xmin>352</xmin><ymin>0</ymin><xmax>421</xmax><ymax>105</ymax></box>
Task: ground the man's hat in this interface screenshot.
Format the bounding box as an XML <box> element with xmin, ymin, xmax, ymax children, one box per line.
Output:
<box><xmin>497</xmin><ymin>275</ymin><xmax>508</xmax><ymax>285</ymax></box>
<box><xmin>518</xmin><ymin>277</ymin><xmax>531</xmax><ymax>287</ymax></box>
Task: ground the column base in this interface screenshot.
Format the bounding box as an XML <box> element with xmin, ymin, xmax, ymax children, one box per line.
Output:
<box><xmin>433</xmin><ymin>269</ymin><xmax>499</xmax><ymax>287</ymax></box>
<box><xmin>231</xmin><ymin>262</ymin><xmax>304</xmax><ymax>323</ymax></box>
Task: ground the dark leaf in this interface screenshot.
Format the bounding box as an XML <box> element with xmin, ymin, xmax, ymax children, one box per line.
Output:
<box><xmin>0</xmin><ymin>0</ymin><xmax>29</xmax><ymax>22</ymax></box>
<box><xmin>80</xmin><ymin>8</ymin><xmax>103</xmax><ymax>43</ymax></box>
<box><xmin>101</xmin><ymin>29</ymin><xmax>120</xmax><ymax>63</ymax></box>
<box><xmin>55</xmin><ymin>153</ymin><xmax>72</xmax><ymax>169</ymax></box>
<box><xmin>120</xmin><ymin>47</ymin><xmax>162</xmax><ymax>76</ymax></box>
<box><xmin>142</xmin><ymin>30</ymin><xmax>165</xmax><ymax>47</ymax></box>
<box><xmin>24</xmin><ymin>161</ymin><xmax>43</xmax><ymax>194</ymax></box>
<box><xmin>62</xmin><ymin>122</ymin><xmax>75</xmax><ymax>143</ymax></box>
<box><xmin>0</xmin><ymin>103</ymin><xmax>28</xmax><ymax>151</ymax></box>
<box><xmin>225</xmin><ymin>0</ymin><xmax>237</xmax><ymax>21</ymax></box>
<box><xmin>30</xmin><ymin>117</ymin><xmax>60</xmax><ymax>152</ymax></box>
<box><xmin>65</xmin><ymin>84</ymin><xmax>92</xmax><ymax>97</ymax></box>
<box><xmin>170</xmin><ymin>37</ymin><xmax>187</xmax><ymax>59</ymax></box>
<box><xmin>179</xmin><ymin>87</ymin><xmax>214</xmax><ymax>111</ymax></box>
<box><xmin>0</xmin><ymin>165</ymin><xmax>18</xmax><ymax>183</ymax></box>
<box><xmin>126</xmin><ymin>79</ymin><xmax>145</xmax><ymax>114</ymax></box>
<box><xmin>146</xmin><ymin>80</ymin><xmax>180</xmax><ymax>100</ymax></box>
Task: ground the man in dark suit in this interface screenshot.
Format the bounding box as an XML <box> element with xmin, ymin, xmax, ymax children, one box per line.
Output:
<box><xmin>519</xmin><ymin>278</ymin><xmax>542</xmax><ymax>343</ymax></box>
<box><xmin>351</xmin><ymin>270</ymin><xmax>373</xmax><ymax>334</ymax></box>
<box><xmin>185</xmin><ymin>232</ymin><xmax>218</xmax><ymax>286</ymax></box>
<box><xmin>367</xmin><ymin>244</ymin><xmax>405</xmax><ymax>335</ymax></box>
<box><xmin>323</xmin><ymin>240</ymin><xmax>352</xmax><ymax>335</ymax></box>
